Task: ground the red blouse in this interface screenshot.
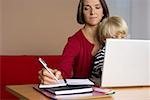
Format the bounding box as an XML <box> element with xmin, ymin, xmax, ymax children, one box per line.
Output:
<box><xmin>58</xmin><ymin>29</ymin><xmax>94</xmax><ymax>78</ymax></box>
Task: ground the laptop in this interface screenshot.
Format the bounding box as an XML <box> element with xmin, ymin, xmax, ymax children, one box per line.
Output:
<box><xmin>101</xmin><ymin>39</ymin><xmax>150</xmax><ymax>87</ymax></box>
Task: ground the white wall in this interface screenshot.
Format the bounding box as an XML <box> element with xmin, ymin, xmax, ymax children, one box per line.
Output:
<box><xmin>1</xmin><ymin>0</ymin><xmax>150</xmax><ymax>55</ymax></box>
<box><xmin>106</xmin><ymin>0</ymin><xmax>150</xmax><ymax>40</ymax></box>
<box><xmin>148</xmin><ymin>0</ymin><xmax>150</xmax><ymax>39</ymax></box>
<box><xmin>1</xmin><ymin>0</ymin><xmax>81</xmax><ymax>55</ymax></box>
<box><xmin>106</xmin><ymin>0</ymin><xmax>131</xmax><ymax>37</ymax></box>
<box><xmin>131</xmin><ymin>0</ymin><xmax>150</xmax><ymax>39</ymax></box>
<box><xmin>0</xmin><ymin>0</ymin><xmax>2</xmax><ymax>52</ymax></box>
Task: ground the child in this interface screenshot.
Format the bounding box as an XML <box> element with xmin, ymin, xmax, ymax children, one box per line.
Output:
<box><xmin>90</xmin><ymin>16</ymin><xmax>128</xmax><ymax>86</ymax></box>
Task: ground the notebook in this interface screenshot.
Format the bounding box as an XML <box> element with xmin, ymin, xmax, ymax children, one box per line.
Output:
<box><xmin>101</xmin><ymin>39</ymin><xmax>150</xmax><ymax>87</ymax></box>
<box><xmin>45</xmin><ymin>85</ymin><xmax>93</xmax><ymax>95</ymax></box>
<box><xmin>39</xmin><ymin>79</ymin><xmax>94</xmax><ymax>95</ymax></box>
<box><xmin>39</xmin><ymin>79</ymin><xmax>94</xmax><ymax>88</ymax></box>
<box><xmin>33</xmin><ymin>85</ymin><xmax>113</xmax><ymax>99</ymax></box>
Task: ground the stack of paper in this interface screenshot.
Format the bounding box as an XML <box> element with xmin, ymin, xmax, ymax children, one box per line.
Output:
<box><xmin>39</xmin><ymin>79</ymin><xmax>94</xmax><ymax>95</ymax></box>
<box><xmin>33</xmin><ymin>85</ymin><xmax>114</xmax><ymax>100</ymax></box>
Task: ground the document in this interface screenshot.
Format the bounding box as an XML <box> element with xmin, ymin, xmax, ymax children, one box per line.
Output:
<box><xmin>38</xmin><ymin>79</ymin><xmax>94</xmax><ymax>95</ymax></box>
<box><xmin>39</xmin><ymin>79</ymin><xmax>94</xmax><ymax>88</ymax></box>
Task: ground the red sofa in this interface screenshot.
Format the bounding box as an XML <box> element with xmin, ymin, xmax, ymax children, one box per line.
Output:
<box><xmin>0</xmin><ymin>55</ymin><xmax>61</xmax><ymax>100</ymax></box>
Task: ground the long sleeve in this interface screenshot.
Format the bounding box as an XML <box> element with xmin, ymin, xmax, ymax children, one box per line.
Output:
<box><xmin>57</xmin><ymin>30</ymin><xmax>94</xmax><ymax>78</ymax></box>
<box><xmin>58</xmin><ymin>36</ymin><xmax>80</xmax><ymax>78</ymax></box>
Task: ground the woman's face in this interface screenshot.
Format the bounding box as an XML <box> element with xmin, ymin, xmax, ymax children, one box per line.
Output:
<box><xmin>83</xmin><ymin>0</ymin><xmax>103</xmax><ymax>26</ymax></box>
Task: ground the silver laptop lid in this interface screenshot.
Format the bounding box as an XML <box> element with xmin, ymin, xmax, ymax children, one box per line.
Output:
<box><xmin>101</xmin><ymin>39</ymin><xmax>150</xmax><ymax>87</ymax></box>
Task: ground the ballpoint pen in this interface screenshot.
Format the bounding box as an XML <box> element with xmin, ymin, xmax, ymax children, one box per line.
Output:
<box><xmin>38</xmin><ymin>57</ymin><xmax>59</xmax><ymax>83</ymax></box>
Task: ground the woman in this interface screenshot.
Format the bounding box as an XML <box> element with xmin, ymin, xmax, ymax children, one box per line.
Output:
<box><xmin>39</xmin><ymin>0</ymin><xmax>109</xmax><ymax>84</ymax></box>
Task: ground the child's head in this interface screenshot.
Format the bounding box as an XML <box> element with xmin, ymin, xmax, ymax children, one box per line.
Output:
<box><xmin>98</xmin><ymin>16</ymin><xmax>128</xmax><ymax>43</ymax></box>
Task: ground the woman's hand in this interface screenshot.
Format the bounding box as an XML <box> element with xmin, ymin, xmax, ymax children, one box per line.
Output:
<box><xmin>38</xmin><ymin>68</ymin><xmax>63</xmax><ymax>84</ymax></box>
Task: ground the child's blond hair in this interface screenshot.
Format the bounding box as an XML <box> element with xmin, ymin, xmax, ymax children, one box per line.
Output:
<box><xmin>98</xmin><ymin>16</ymin><xmax>128</xmax><ymax>43</ymax></box>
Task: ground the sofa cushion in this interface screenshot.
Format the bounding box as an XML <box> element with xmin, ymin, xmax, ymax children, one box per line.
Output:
<box><xmin>0</xmin><ymin>55</ymin><xmax>61</xmax><ymax>99</ymax></box>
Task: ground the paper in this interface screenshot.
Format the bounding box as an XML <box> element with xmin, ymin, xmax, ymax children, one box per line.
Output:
<box><xmin>39</xmin><ymin>80</ymin><xmax>66</xmax><ymax>88</ymax></box>
<box><xmin>93</xmin><ymin>87</ymin><xmax>115</xmax><ymax>95</ymax></box>
<box><xmin>66</xmin><ymin>79</ymin><xmax>94</xmax><ymax>85</ymax></box>
<box><xmin>39</xmin><ymin>79</ymin><xmax>94</xmax><ymax>88</ymax></box>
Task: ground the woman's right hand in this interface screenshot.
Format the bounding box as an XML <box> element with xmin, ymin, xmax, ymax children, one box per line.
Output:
<box><xmin>38</xmin><ymin>68</ymin><xmax>63</xmax><ymax>84</ymax></box>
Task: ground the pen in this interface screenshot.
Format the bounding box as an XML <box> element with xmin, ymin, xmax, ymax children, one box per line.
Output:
<box><xmin>38</xmin><ymin>57</ymin><xmax>59</xmax><ymax>83</ymax></box>
<box><xmin>63</xmin><ymin>78</ymin><xmax>68</xmax><ymax>86</ymax></box>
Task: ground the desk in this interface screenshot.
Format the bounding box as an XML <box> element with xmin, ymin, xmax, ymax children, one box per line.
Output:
<box><xmin>6</xmin><ymin>84</ymin><xmax>150</xmax><ymax>100</ymax></box>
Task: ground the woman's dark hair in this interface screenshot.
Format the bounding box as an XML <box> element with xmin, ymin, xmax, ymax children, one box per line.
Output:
<box><xmin>77</xmin><ymin>0</ymin><xmax>109</xmax><ymax>24</ymax></box>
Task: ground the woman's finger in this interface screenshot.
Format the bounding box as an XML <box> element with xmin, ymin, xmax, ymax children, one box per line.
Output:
<box><xmin>54</xmin><ymin>69</ymin><xmax>63</xmax><ymax>79</ymax></box>
<box><xmin>42</xmin><ymin>75</ymin><xmax>57</xmax><ymax>84</ymax></box>
<box><xmin>42</xmin><ymin>68</ymin><xmax>55</xmax><ymax>79</ymax></box>
<box><xmin>42</xmin><ymin>68</ymin><xmax>58</xmax><ymax>83</ymax></box>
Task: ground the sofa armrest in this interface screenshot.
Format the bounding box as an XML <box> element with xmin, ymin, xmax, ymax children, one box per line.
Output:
<box><xmin>0</xmin><ymin>55</ymin><xmax>61</xmax><ymax>99</ymax></box>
